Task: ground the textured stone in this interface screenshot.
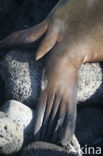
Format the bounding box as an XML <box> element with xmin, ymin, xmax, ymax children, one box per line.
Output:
<box><xmin>18</xmin><ymin>141</ymin><xmax>80</xmax><ymax>156</ymax></box>
<box><xmin>0</xmin><ymin>50</ymin><xmax>42</xmax><ymax>108</ymax></box>
<box><xmin>0</xmin><ymin>100</ymin><xmax>83</xmax><ymax>156</ymax></box>
<box><xmin>1</xmin><ymin>100</ymin><xmax>35</xmax><ymax>145</ymax></box>
<box><xmin>0</xmin><ymin>111</ymin><xmax>23</xmax><ymax>155</ymax></box>
<box><xmin>77</xmin><ymin>63</ymin><xmax>103</xmax><ymax>104</ymax></box>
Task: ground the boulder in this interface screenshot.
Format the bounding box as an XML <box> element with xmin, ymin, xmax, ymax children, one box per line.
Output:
<box><xmin>0</xmin><ymin>111</ymin><xmax>23</xmax><ymax>155</ymax></box>
<box><xmin>1</xmin><ymin>100</ymin><xmax>35</xmax><ymax>145</ymax></box>
<box><xmin>0</xmin><ymin>50</ymin><xmax>42</xmax><ymax>108</ymax></box>
<box><xmin>77</xmin><ymin>63</ymin><xmax>103</xmax><ymax>104</ymax></box>
<box><xmin>18</xmin><ymin>141</ymin><xmax>80</xmax><ymax>156</ymax></box>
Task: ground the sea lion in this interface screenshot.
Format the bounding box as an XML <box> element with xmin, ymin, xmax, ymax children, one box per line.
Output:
<box><xmin>0</xmin><ymin>0</ymin><xmax>103</xmax><ymax>147</ymax></box>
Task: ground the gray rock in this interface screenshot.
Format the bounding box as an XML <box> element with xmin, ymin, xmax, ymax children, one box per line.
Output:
<box><xmin>18</xmin><ymin>141</ymin><xmax>80</xmax><ymax>156</ymax></box>
<box><xmin>0</xmin><ymin>100</ymin><xmax>35</xmax><ymax>145</ymax></box>
<box><xmin>77</xmin><ymin>63</ymin><xmax>103</xmax><ymax>103</ymax></box>
<box><xmin>0</xmin><ymin>50</ymin><xmax>42</xmax><ymax>108</ymax></box>
<box><xmin>0</xmin><ymin>100</ymin><xmax>82</xmax><ymax>156</ymax></box>
<box><xmin>0</xmin><ymin>111</ymin><xmax>23</xmax><ymax>155</ymax></box>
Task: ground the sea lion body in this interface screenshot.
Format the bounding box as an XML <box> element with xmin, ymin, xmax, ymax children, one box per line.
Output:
<box><xmin>0</xmin><ymin>0</ymin><xmax>103</xmax><ymax>147</ymax></box>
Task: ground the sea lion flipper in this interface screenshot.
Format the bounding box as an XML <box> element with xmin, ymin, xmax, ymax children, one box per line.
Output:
<box><xmin>34</xmin><ymin>49</ymin><xmax>77</xmax><ymax>145</ymax></box>
<box><xmin>35</xmin><ymin>26</ymin><xmax>59</xmax><ymax>60</ymax></box>
<box><xmin>46</xmin><ymin>95</ymin><xmax>62</xmax><ymax>141</ymax></box>
<box><xmin>48</xmin><ymin>99</ymin><xmax>66</xmax><ymax>142</ymax></box>
<box><xmin>34</xmin><ymin>85</ymin><xmax>77</xmax><ymax>146</ymax></box>
<box><xmin>34</xmin><ymin>92</ymin><xmax>47</xmax><ymax>141</ymax></box>
<box><xmin>50</xmin><ymin>93</ymin><xmax>76</xmax><ymax>146</ymax></box>
<box><xmin>60</xmin><ymin>107</ymin><xmax>76</xmax><ymax>146</ymax></box>
<box><xmin>40</xmin><ymin>93</ymin><xmax>56</xmax><ymax>141</ymax></box>
<box><xmin>0</xmin><ymin>20</ymin><xmax>48</xmax><ymax>47</ymax></box>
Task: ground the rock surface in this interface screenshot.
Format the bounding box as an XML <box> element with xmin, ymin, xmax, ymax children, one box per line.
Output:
<box><xmin>0</xmin><ymin>50</ymin><xmax>42</xmax><ymax>108</ymax></box>
<box><xmin>18</xmin><ymin>142</ymin><xmax>80</xmax><ymax>156</ymax></box>
<box><xmin>77</xmin><ymin>63</ymin><xmax>103</xmax><ymax>103</ymax></box>
<box><xmin>0</xmin><ymin>100</ymin><xmax>35</xmax><ymax>145</ymax></box>
<box><xmin>0</xmin><ymin>101</ymin><xmax>81</xmax><ymax>156</ymax></box>
<box><xmin>0</xmin><ymin>111</ymin><xmax>23</xmax><ymax>155</ymax></box>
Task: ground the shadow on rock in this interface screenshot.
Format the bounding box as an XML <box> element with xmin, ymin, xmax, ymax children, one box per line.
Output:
<box><xmin>18</xmin><ymin>142</ymin><xmax>78</xmax><ymax>156</ymax></box>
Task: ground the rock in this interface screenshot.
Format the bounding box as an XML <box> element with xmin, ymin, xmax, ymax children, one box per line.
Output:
<box><xmin>0</xmin><ymin>111</ymin><xmax>23</xmax><ymax>155</ymax></box>
<box><xmin>0</xmin><ymin>50</ymin><xmax>42</xmax><ymax>108</ymax></box>
<box><xmin>0</xmin><ymin>100</ymin><xmax>83</xmax><ymax>156</ymax></box>
<box><xmin>77</xmin><ymin>63</ymin><xmax>103</xmax><ymax>104</ymax></box>
<box><xmin>18</xmin><ymin>141</ymin><xmax>80</xmax><ymax>156</ymax></box>
<box><xmin>0</xmin><ymin>76</ymin><xmax>5</xmax><ymax>106</ymax></box>
<box><xmin>76</xmin><ymin>107</ymin><xmax>103</xmax><ymax>147</ymax></box>
<box><xmin>0</xmin><ymin>100</ymin><xmax>35</xmax><ymax>145</ymax></box>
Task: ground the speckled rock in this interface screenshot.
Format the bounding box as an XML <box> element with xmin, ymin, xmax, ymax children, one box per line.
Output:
<box><xmin>0</xmin><ymin>100</ymin><xmax>83</xmax><ymax>156</ymax></box>
<box><xmin>18</xmin><ymin>141</ymin><xmax>80</xmax><ymax>156</ymax></box>
<box><xmin>0</xmin><ymin>49</ymin><xmax>42</xmax><ymax>108</ymax></box>
<box><xmin>0</xmin><ymin>111</ymin><xmax>23</xmax><ymax>155</ymax></box>
<box><xmin>0</xmin><ymin>100</ymin><xmax>35</xmax><ymax>145</ymax></box>
<box><xmin>77</xmin><ymin>63</ymin><xmax>103</xmax><ymax>104</ymax></box>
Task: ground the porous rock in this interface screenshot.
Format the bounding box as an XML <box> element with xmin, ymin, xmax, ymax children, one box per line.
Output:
<box><xmin>0</xmin><ymin>100</ymin><xmax>82</xmax><ymax>156</ymax></box>
<box><xmin>0</xmin><ymin>49</ymin><xmax>42</xmax><ymax>108</ymax></box>
<box><xmin>1</xmin><ymin>100</ymin><xmax>35</xmax><ymax>145</ymax></box>
<box><xmin>0</xmin><ymin>111</ymin><xmax>23</xmax><ymax>155</ymax></box>
<box><xmin>77</xmin><ymin>63</ymin><xmax>103</xmax><ymax>104</ymax></box>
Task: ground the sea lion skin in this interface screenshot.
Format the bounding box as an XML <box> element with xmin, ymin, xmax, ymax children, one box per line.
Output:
<box><xmin>0</xmin><ymin>0</ymin><xmax>103</xmax><ymax>147</ymax></box>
